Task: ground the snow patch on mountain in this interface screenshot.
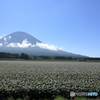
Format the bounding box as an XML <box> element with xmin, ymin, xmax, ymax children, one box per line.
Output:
<box><xmin>8</xmin><ymin>36</ymin><xmax>12</xmax><ymax>39</ymax></box>
<box><xmin>4</xmin><ymin>37</ymin><xmax>7</xmax><ymax>41</ymax></box>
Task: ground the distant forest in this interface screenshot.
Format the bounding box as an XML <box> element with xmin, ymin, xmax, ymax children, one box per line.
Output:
<box><xmin>0</xmin><ymin>52</ymin><xmax>100</xmax><ymax>60</ymax></box>
<box><xmin>0</xmin><ymin>52</ymin><xmax>29</xmax><ymax>59</ymax></box>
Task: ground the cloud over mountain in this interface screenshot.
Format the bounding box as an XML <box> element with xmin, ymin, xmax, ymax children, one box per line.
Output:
<box><xmin>0</xmin><ymin>31</ymin><xmax>87</xmax><ymax>57</ymax></box>
<box><xmin>0</xmin><ymin>43</ymin><xmax>2</xmax><ymax>46</ymax></box>
<box><xmin>0</xmin><ymin>34</ymin><xmax>6</xmax><ymax>39</ymax></box>
<box><xmin>8</xmin><ymin>36</ymin><xmax>11</xmax><ymax>39</ymax></box>
<box><xmin>7</xmin><ymin>39</ymin><xmax>35</xmax><ymax>48</ymax></box>
<box><xmin>58</xmin><ymin>47</ymin><xmax>63</xmax><ymax>50</ymax></box>
<box><xmin>6</xmin><ymin>38</ymin><xmax>61</xmax><ymax>51</ymax></box>
<box><xmin>0</xmin><ymin>36</ymin><xmax>3</xmax><ymax>39</ymax></box>
<box><xmin>36</xmin><ymin>42</ymin><xmax>58</xmax><ymax>51</ymax></box>
<box><xmin>4</xmin><ymin>37</ymin><xmax>7</xmax><ymax>41</ymax></box>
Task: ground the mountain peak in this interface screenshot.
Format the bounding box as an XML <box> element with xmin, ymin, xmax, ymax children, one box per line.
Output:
<box><xmin>0</xmin><ymin>31</ymin><xmax>42</xmax><ymax>45</ymax></box>
<box><xmin>0</xmin><ymin>31</ymin><xmax>87</xmax><ymax>57</ymax></box>
<box><xmin>10</xmin><ymin>31</ymin><xmax>30</xmax><ymax>35</ymax></box>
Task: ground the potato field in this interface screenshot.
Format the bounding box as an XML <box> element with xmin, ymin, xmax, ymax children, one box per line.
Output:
<box><xmin>0</xmin><ymin>61</ymin><xmax>100</xmax><ymax>100</ymax></box>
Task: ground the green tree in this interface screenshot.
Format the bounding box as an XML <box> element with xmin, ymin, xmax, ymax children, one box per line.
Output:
<box><xmin>21</xmin><ymin>53</ymin><xmax>29</xmax><ymax>59</ymax></box>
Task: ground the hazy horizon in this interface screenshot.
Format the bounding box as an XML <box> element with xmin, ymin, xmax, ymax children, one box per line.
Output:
<box><xmin>0</xmin><ymin>0</ymin><xmax>100</xmax><ymax>57</ymax></box>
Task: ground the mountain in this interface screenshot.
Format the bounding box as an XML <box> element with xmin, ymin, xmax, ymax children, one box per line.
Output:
<box><xmin>0</xmin><ymin>31</ymin><xmax>42</xmax><ymax>45</ymax></box>
<box><xmin>0</xmin><ymin>31</ymin><xmax>87</xmax><ymax>57</ymax></box>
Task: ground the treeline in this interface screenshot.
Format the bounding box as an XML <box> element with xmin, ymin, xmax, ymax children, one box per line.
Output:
<box><xmin>0</xmin><ymin>52</ymin><xmax>100</xmax><ymax>60</ymax></box>
<box><xmin>0</xmin><ymin>52</ymin><xmax>29</xmax><ymax>59</ymax></box>
<box><xmin>33</xmin><ymin>56</ymin><xmax>73</xmax><ymax>60</ymax></box>
<box><xmin>86</xmin><ymin>58</ymin><xmax>100</xmax><ymax>60</ymax></box>
<box><xmin>33</xmin><ymin>56</ymin><xmax>100</xmax><ymax>61</ymax></box>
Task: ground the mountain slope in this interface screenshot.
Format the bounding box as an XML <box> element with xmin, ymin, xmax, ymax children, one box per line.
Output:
<box><xmin>0</xmin><ymin>31</ymin><xmax>87</xmax><ymax>57</ymax></box>
<box><xmin>0</xmin><ymin>31</ymin><xmax>42</xmax><ymax>46</ymax></box>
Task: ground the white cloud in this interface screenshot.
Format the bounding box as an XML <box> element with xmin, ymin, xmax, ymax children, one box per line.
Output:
<box><xmin>4</xmin><ymin>37</ymin><xmax>7</xmax><ymax>41</ymax></box>
<box><xmin>7</xmin><ymin>43</ymin><xmax>15</xmax><ymax>47</ymax></box>
<box><xmin>7</xmin><ymin>39</ymin><xmax>35</xmax><ymax>48</ymax></box>
<box><xmin>7</xmin><ymin>39</ymin><xmax>63</xmax><ymax>51</ymax></box>
<box><xmin>16</xmin><ymin>39</ymin><xmax>35</xmax><ymax>48</ymax></box>
<box><xmin>0</xmin><ymin>43</ymin><xmax>3</xmax><ymax>46</ymax></box>
<box><xmin>8</xmin><ymin>36</ymin><xmax>11</xmax><ymax>39</ymax></box>
<box><xmin>58</xmin><ymin>47</ymin><xmax>63</xmax><ymax>50</ymax></box>
<box><xmin>35</xmin><ymin>42</ymin><xmax>58</xmax><ymax>51</ymax></box>
<box><xmin>0</xmin><ymin>34</ymin><xmax>7</xmax><ymax>40</ymax></box>
<box><xmin>0</xmin><ymin>35</ymin><xmax>11</xmax><ymax>41</ymax></box>
<box><xmin>3</xmin><ymin>36</ymin><xmax>11</xmax><ymax>41</ymax></box>
<box><xmin>0</xmin><ymin>36</ymin><xmax>3</xmax><ymax>39</ymax></box>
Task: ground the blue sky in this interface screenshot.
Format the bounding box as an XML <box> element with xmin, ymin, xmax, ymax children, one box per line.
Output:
<box><xmin>0</xmin><ymin>0</ymin><xmax>100</xmax><ymax>57</ymax></box>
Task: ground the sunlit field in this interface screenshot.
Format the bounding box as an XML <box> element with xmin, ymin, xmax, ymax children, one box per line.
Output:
<box><xmin>0</xmin><ymin>61</ymin><xmax>100</xmax><ymax>100</ymax></box>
